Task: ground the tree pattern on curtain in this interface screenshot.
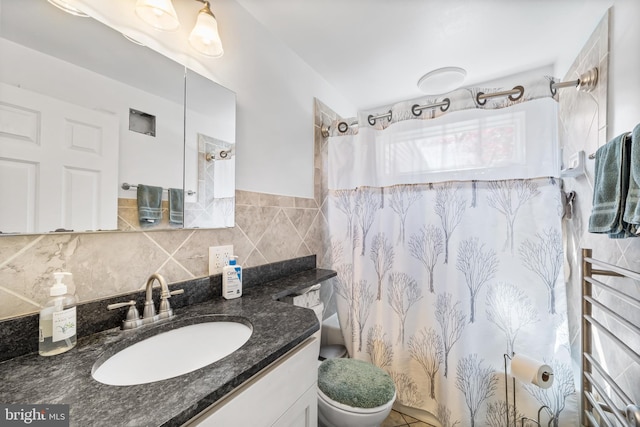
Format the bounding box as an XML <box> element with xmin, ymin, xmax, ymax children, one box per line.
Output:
<box><xmin>327</xmin><ymin>178</ymin><xmax>578</xmax><ymax>427</ymax></box>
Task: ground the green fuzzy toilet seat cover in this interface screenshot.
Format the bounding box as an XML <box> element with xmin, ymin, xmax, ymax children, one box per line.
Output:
<box><xmin>318</xmin><ymin>358</ymin><xmax>396</xmax><ymax>409</ymax></box>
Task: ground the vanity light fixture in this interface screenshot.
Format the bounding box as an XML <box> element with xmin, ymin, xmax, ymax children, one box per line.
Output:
<box><xmin>135</xmin><ymin>0</ymin><xmax>180</xmax><ymax>31</ymax></box>
<box><xmin>46</xmin><ymin>0</ymin><xmax>89</xmax><ymax>17</ymax></box>
<box><xmin>188</xmin><ymin>1</ymin><xmax>224</xmax><ymax>58</ymax></box>
<box><xmin>134</xmin><ymin>0</ymin><xmax>224</xmax><ymax>58</ymax></box>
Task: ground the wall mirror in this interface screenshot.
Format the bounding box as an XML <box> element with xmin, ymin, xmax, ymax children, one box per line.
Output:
<box><xmin>0</xmin><ymin>0</ymin><xmax>236</xmax><ymax>234</ymax></box>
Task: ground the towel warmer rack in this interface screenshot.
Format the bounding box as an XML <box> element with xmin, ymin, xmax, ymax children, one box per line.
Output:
<box><xmin>581</xmin><ymin>248</ymin><xmax>640</xmax><ymax>426</ymax></box>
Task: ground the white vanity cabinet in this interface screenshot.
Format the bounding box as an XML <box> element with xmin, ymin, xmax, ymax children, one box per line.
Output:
<box><xmin>184</xmin><ymin>337</ymin><xmax>319</xmax><ymax>427</ymax></box>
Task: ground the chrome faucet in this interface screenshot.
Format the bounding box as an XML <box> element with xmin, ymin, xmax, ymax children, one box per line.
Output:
<box><xmin>143</xmin><ymin>273</ymin><xmax>184</xmax><ymax>323</ymax></box>
<box><xmin>107</xmin><ymin>273</ymin><xmax>183</xmax><ymax>330</ymax></box>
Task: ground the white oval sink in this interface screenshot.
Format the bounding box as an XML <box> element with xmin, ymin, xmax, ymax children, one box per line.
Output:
<box><xmin>92</xmin><ymin>321</ymin><xmax>252</xmax><ymax>386</ymax></box>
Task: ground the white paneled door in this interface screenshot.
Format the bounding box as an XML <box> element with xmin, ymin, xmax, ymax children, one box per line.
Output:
<box><xmin>0</xmin><ymin>83</ymin><xmax>119</xmax><ymax>233</ymax></box>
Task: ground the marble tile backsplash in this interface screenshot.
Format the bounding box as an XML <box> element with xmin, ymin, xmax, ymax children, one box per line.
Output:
<box><xmin>0</xmin><ymin>98</ymin><xmax>338</xmax><ymax>321</ymax></box>
<box><xmin>0</xmin><ymin>191</ymin><xmax>325</xmax><ymax>320</ymax></box>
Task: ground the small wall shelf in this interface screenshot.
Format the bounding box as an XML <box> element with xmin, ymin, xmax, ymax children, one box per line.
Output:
<box><xmin>561</xmin><ymin>150</ymin><xmax>585</xmax><ymax>178</ymax></box>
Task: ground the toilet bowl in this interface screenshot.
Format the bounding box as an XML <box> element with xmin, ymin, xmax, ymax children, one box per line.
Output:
<box><xmin>318</xmin><ymin>388</ymin><xmax>396</xmax><ymax>427</ymax></box>
<box><xmin>316</xmin><ymin>358</ymin><xmax>396</xmax><ymax>427</ymax></box>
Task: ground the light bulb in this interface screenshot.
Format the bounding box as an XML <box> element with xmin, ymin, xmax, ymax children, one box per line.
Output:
<box><xmin>188</xmin><ymin>3</ymin><xmax>224</xmax><ymax>58</ymax></box>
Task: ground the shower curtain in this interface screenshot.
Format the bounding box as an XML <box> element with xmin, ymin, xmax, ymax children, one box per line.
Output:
<box><xmin>326</xmin><ymin>79</ymin><xmax>578</xmax><ymax>427</ymax></box>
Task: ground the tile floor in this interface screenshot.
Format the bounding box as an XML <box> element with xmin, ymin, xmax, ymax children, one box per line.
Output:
<box><xmin>382</xmin><ymin>409</ymin><xmax>437</xmax><ymax>427</ymax></box>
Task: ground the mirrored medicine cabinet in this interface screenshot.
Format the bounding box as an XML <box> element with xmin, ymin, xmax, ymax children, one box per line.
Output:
<box><xmin>0</xmin><ymin>0</ymin><xmax>236</xmax><ymax>235</ymax></box>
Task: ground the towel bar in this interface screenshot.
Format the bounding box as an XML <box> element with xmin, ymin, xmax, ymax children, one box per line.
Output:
<box><xmin>588</xmin><ymin>133</ymin><xmax>632</xmax><ymax>160</ymax></box>
<box><xmin>121</xmin><ymin>182</ymin><xmax>196</xmax><ymax>196</ymax></box>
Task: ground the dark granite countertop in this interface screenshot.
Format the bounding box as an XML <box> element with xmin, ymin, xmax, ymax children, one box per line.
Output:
<box><xmin>0</xmin><ymin>261</ymin><xmax>336</xmax><ymax>427</ymax></box>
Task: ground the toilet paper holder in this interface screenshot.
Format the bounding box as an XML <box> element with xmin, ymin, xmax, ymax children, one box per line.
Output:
<box><xmin>521</xmin><ymin>405</ymin><xmax>553</xmax><ymax>427</ymax></box>
<box><xmin>503</xmin><ymin>353</ymin><xmax>555</xmax><ymax>427</ymax></box>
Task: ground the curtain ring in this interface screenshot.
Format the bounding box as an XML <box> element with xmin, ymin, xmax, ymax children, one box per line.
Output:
<box><xmin>368</xmin><ymin>110</ymin><xmax>392</xmax><ymax>126</ymax></box>
<box><xmin>440</xmin><ymin>98</ymin><xmax>451</xmax><ymax>112</ymax></box>
<box><xmin>509</xmin><ymin>85</ymin><xmax>525</xmax><ymax>101</ymax></box>
<box><xmin>549</xmin><ymin>80</ymin><xmax>558</xmax><ymax>97</ymax></box>
<box><xmin>476</xmin><ymin>91</ymin><xmax>487</xmax><ymax>106</ymax></box>
<box><xmin>411</xmin><ymin>104</ymin><xmax>422</xmax><ymax>117</ymax></box>
<box><xmin>337</xmin><ymin>122</ymin><xmax>349</xmax><ymax>133</ymax></box>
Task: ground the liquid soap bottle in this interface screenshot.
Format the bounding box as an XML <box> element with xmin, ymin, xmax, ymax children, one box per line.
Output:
<box><xmin>39</xmin><ymin>272</ymin><xmax>78</xmax><ymax>356</ymax></box>
<box><xmin>222</xmin><ymin>256</ymin><xmax>242</xmax><ymax>299</ymax></box>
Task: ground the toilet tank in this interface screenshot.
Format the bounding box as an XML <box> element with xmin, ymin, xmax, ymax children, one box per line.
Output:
<box><xmin>321</xmin><ymin>313</ymin><xmax>345</xmax><ymax>348</ymax></box>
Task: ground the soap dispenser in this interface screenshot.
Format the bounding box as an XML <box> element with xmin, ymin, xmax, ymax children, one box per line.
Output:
<box><xmin>39</xmin><ymin>272</ymin><xmax>78</xmax><ymax>356</ymax></box>
<box><xmin>222</xmin><ymin>256</ymin><xmax>242</xmax><ymax>299</ymax></box>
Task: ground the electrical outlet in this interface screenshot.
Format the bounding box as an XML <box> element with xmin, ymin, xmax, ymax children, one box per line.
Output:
<box><xmin>208</xmin><ymin>245</ymin><xmax>233</xmax><ymax>275</ymax></box>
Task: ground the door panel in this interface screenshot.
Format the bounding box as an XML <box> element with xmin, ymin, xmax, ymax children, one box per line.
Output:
<box><xmin>0</xmin><ymin>83</ymin><xmax>118</xmax><ymax>233</ymax></box>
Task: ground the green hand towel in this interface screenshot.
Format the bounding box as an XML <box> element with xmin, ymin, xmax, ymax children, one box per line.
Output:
<box><xmin>588</xmin><ymin>132</ymin><xmax>631</xmax><ymax>238</ymax></box>
<box><xmin>168</xmin><ymin>188</ymin><xmax>183</xmax><ymax>225</ymax></box>
<box><xmin>622</xmin><ymin>123</ymin><xmax>640</xmax><ymax>234</ymax></box>
<box><xmin>137</xmin><ymin>184</ymin><xmax>163</xmax><ymax>225</ymax></box>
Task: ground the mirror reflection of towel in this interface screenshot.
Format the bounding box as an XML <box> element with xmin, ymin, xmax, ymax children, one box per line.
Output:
<box><xmin>169</xmin><ymin>188</ymin><xmax>183</xmax><ymax>225</ymax></box>
<box><xmin>137</xmin><ymin>184</ymin><xmax>163</xmax><ymax>224</ymax></box>
<box><xmin>213</xmin><ymin>159</ymin><xmax>235</xmax><ymax>198</ymax></box>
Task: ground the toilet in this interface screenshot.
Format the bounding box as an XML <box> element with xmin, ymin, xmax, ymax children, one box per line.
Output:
<box><xmin>312</xmin><ymin>308</ymin><xmax>396</xmax><ymax>427</ymax></box>
<box><xmin>317</xmin><ymin>358</ymin><xmax>396</xmax><ymax>427</ymax></box>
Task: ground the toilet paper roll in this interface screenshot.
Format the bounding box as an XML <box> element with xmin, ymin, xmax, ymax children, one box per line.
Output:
<box><xmin>510</xmin><ymin>354</ymin><xmax>554</xmax><ymax>389</ymax></box>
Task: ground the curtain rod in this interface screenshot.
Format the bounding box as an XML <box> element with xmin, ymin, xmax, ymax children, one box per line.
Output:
<box><xmin>323</xmin><ymin>68</ymin><xmax>598</xmax><ymax>134</ymax></box>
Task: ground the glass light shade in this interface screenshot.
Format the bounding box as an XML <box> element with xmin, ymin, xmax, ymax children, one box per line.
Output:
<box><xmin>417</xmin><ymin>67</ymin><xmax>467</xmax><ymax>95</ymax></box>
<box><xmin>47</xmin><ymin>0</ymin><xmax>89</xmax><ymax>17</ymax></box>
<box><xmin>135</xmin><ymin>0</ymin><xmax>180</xmax><ymax>31</ymax></box>
<box><xmin>189</xmin><ymin>9</ymin><xmax>224</xmax><ymax>58</ymax></box>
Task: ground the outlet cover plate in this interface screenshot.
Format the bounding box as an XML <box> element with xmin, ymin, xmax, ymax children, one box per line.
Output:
<box><xmin>208</xmin><ymin>245</ymin><xmax>233</xmax><ymax>275</ymax></box>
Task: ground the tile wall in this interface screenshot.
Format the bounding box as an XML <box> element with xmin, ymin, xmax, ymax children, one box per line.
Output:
<box><xmin>559</xmin><ymin>12</ymin><xmax>640</xmax><ymax>407</ymax></box>
<box><xmin>0</xmin><ymin>98</ymin><xmax>338</xmax><ymax>322</ymax></box>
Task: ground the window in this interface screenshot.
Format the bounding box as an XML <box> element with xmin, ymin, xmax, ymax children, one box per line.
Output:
<box><xmin>383</xmin><ymin>111</ymin><xmax>525</xmax><ymax>176</ymax></box>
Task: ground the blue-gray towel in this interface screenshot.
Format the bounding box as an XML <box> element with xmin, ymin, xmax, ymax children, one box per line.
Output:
<box><xmin>137</xmin><ymin>184</ymin><xmax>163</xmax><ymax>224</ymax></box>
<box><xmin>622</xmin><ymin>123</ymin><xmax>640</xmax><ymax>234</ymax></box>
<box><xmin>168</xmin><ymin>188</ymin><xmax>183</xmax><ymax>225</ymax></box>
<box><xmin>588</xmin><ymin>132</ymin><xmax>632</xmax><ymax>238</ymax></box>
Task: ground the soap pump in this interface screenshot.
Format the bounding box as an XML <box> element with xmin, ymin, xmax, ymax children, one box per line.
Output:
<box><xmin>222</xmin><ymin>256</ymin><xmax>242</xmax><ymax>299</ymax></box>
<box><xmin>38</xmin><ymin>272</ymin><xmax>78</xmax><ymax>356</ymax></box>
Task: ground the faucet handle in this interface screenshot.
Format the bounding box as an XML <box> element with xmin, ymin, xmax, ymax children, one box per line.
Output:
<box><xmin>160</xmin><ymin>288</ymin><xmax>185</xmax><ymax>298</ymax></box>
<box><xmin>107</xmin><ymin>300</ymin><xmax>135</xmax><ymax>310</ymax></box>
<box><xmin>158</xmin><ymin>289</ymin><xmax>184</xmax><ymax>319</ymax></box>
<box><xmin>107</xmin><ymin>300</ymin><xmax>142</xmax><ymax>330</ymax></box>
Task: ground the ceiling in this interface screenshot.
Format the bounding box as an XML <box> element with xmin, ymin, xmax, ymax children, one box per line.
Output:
<box><xmin>234</xmin><ymin>0</ymin><xmax>614</xmax><ymax>110</ymax></box>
